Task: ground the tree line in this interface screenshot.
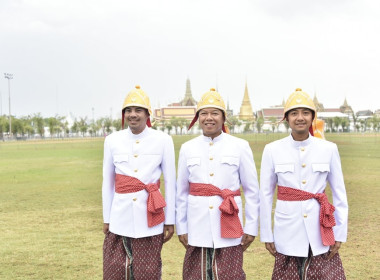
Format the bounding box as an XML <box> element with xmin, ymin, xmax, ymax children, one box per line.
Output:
<box><xmin>0</xmin><ymin>113</ymin><xmax>379</xmax><ymax>140</ymax></box>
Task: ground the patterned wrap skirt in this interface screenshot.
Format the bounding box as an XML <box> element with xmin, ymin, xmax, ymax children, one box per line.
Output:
<box><xmin>103</xmin><ymin>231</ymin><xmax>164</xmax><ymax>280</ymax></box>
<box><xmin>183</xmin><ymin>245</ymin><xmax>245</xmax><ymax>280</ymax></box>
<box><xmin>272</xmin><ymin>249</ymin><xmax>346</xmax><ymax>280</ymax></box>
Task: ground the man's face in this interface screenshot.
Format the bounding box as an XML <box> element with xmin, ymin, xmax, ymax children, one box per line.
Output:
<box><xmin>287</xmin><ymin>108</ymin><xmax>313</xmax><ymax>138</ymax></box>
<box><xmin>198</xmin><ymin>108</ymin><xmax>224</xmax><ymax>139</ymax></box>
<box><xmin>124</xmin><ymin>106</ymin><xmax>149</xmax><ymax>134</ymax></box>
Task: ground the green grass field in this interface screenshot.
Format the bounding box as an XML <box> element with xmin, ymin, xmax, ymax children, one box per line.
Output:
<box><xmin>0</xmin><ymin>133</ymin><xmax>379</xmax><ymax>279</ymax></box>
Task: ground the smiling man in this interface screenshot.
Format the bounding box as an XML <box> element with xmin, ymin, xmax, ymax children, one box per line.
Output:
<box><xmin>176</xmin><ymin>88</ymin><xmax>260</xmax><ymax>280</ymax></box>
<box><xmin>102</xmin><ymin>85</ymin><xmax>176</xmax><ymax>280</ymax></box>
<box><xmin>260</xmin><ymin>88</ymin><xmax>348</xmax><ymax>279</ymax></box>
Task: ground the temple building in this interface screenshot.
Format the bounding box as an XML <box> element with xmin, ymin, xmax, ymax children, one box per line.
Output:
<box><xmin>238</xmin><ymin>82</ymin><xmax>255</xmax><ymax>121</ymax></box>
<box><xmin>154</xmin><ymin>78</ymin><xmax>197</xmax><ymax>122</ymax></box>
<box><xmin>340</xmin><ymin>98</ymin><xmax>354</xmax><ymax>115</ymax></box>
<box><xmin>180</xmin><ymin>78</ymin><xmax>197</xmax><ymax>106</ymax></box>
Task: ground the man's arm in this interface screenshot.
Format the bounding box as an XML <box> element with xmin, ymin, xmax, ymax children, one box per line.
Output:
<box><xmin>239</xmin><ymin>140</ymin><xmax>260</xmax><ymax>239</ymax></box>
<box><xmin>259</xmin><ymin>145</ymin><xmax>277</xmax><ymax>247</ymax></box>
<box><xmin>102</xmin><ymin>137</ymin><xmax>115</xmax><ymax>228</ymax></box>
<box><xmin>161</xmin><ymin>135</ymin><xmax>177</xmax><ymax>227</ymax></box>
<box><xmin>175</xmin><ymin>146</ymin><xmax>190</xmax><ymax>238</ymax></box>
<box><xmin>327</xmin><ymin>144</ymin><xmax>348</xmax><ymax>254</ymax></box>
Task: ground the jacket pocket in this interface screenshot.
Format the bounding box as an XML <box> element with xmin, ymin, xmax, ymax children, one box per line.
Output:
<box><xmin>312</xmin><ymin>163</ymin><xmax>330</xmax><ymax>173</ymax></box>
<box><xmin>187</xmin><ymin>157</ymin><xmax>201</xmax><ymax>167</ymax></box>
<box><xmin>113</xmin><ymin>154</ymin><xmax>129</xmax><ymax>163</ymax></box>
<box><xmin>221</xmin><ymin>156</ymin><xmax>239</xmax><ymax>166</ymax></box>
<box><xmin>275</xmin><ymin>163</ymin><xmax>294</xmax><ymax>173</ymax></box>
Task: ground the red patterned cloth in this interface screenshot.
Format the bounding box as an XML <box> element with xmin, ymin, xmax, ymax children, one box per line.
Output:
<box><xmin>103</xmin><ymin>231</ymin><xmax>164</xmax><ymax>280</ymax></box>
<box><xmin>189</xmin><ymin>183</ymin><xmax>244</xmax><ymax>238</ymax></box>
<box><xmin>115</xmin><ymin>174</ymin><xmax>166</xmax><ymax>227</ymax></box>
<box><xmin>183</xmin><ymin>245</ymin><xmax>245</xmax><ymax>280</ymax></box>
<box><xmin>272</xmin><ymin>251</ymin><xmax>346</xmax><ymax>280</ymax></box>
<box><xmin>277</xmin><ymin>186</ymin><xmax>336</xmax><ymax>246</ymax></box>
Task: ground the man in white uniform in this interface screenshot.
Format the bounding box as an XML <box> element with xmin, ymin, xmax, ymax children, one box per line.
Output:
<box><xmin>260</xmin><ymin>88</ymin><xmax>348</xmax><ymax>279</ymax></box>
<box><xmin>176</xmin><ymin>88</ymin><xmax>260</xmax><ymax>280</ymax></box>
<box><xmin>102</xmin><ymin>85</ymin><xmax>176</xmax><ymax>280</ymax></box>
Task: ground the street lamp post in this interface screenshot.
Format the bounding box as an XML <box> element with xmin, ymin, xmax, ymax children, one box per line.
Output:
<box><xmin>4</xmin><ymin>73</ymin><xmax>13</xmax><ymax>138</ymax></box>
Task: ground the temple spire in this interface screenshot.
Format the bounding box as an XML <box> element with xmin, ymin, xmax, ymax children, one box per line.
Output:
<box><xmin>180</xmin><ymin>77</ymin><xmax>197</xmax><ymax>106</ymax></box>
<box><xmin>238</xmin><ymin>81</ymin><xmax>255</xmax><ymax>121</ymax></box>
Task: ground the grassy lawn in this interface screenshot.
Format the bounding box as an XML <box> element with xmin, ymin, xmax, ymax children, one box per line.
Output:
<box><xmin>0</xmin><ymin>133</ymin><xmax>379</xmax><ymax>279</ymax></box>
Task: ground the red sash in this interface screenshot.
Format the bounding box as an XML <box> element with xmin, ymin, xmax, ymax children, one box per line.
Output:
<box><xmin>277</xmin><ymin>186</ymin><xmax>336</xmax><ymax>246</ymax></box>
<box><xmin>115</xmin><ymin>174</ymin><xmax>166</xmax><ymax>227</ymax></box>
<box><xmin>189</xmin><ymin>183</ymin><xmax>244</xmax><ymax>238</ymax></box>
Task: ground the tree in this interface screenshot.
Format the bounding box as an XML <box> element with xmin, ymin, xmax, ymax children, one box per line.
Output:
<box><xmin>351</xmin><ymin>112</ymin><xmax>358</xmax><ymax>132</ymax></box>
<box><xmin>103</xmin><ymin>117</ymin><xmax>113</xmax><ymax>135</ymax></box>
<box><xmin>341</xmin><ymin>118</ymin><xmax>350</xmax><ymax>132</ymax></box>
<box><xmin>243</xmin><ymin>122</ymin><xmax>251</xmax><ymax>133</ymax></box>
<box><xmin>283</xmin><ymin>119</ymin><xmax>290</xmax><ymax>133</ymax></box>
<box><xmin>359</xmin><ymin>119</ymin><xmax>368</xmax><ymax>132</ymax></box>
<box><xmin>165</xmin><ymin>121</ymin><xmax>173</xmax><ymax>135</ymax></box>
<box><xmin>78</xmin><ymin>117</ymin><xmax>88</xmax><ymax>136</ymax></box>
<box><xmin>12</xmin><ymin>117</ymin><xmax>24</xmax><ymax>137</ymax></box>
<box><xmin>71</xmin><ymin>119</ymin><xmax>80</xmax><ymax>136</ymax></box>
<box><xmin>47</xmin><ymin>116</ymin><xmax>63</xmax><ymax>138</ymax></box>
<box><xmin>0</xmin><ymin>115</ymin><xmax>6</xmax><ymax>140</ymax></box>
<box><xmin>269</xmin><ymin>116</ymin><xmax>277</xmax><ymax>133</ymax></box>
<box><xmin>33</xmin><ymin>113</ymin><xmax>45</xmax><ymax>138</ymax></box>
<box><xmin>178</xmin><ymin>118</ymin><xmax>189</xmax><ymax>135</ymax></box>
<box><xmin>326</xmin><ymin>118</ymin><xmax>333</xmax><ymax>132</ymax></box>
<box><xmin>170</xmin><ymin>117</ymin><xmax>180</xmax><ymax>135</ymax></box>
<box><xmin>333</xmin><ymin>117</ymin><xmax>342</xmax><ymax>132</ymax></box>
<box><xmin>256</xmin><ymin>117</ymin><xmax>264</xmax><ymax>133</ymax></box>
<box><xmin>370</xmin><ymin>116</ymin><xmax>380</xmax><ymax>132</ymax></box>
<box><xmin>112</xmin><ymin>119</ymin><xmax>122</xmax><ymax>132</ymax></box>
<box><xmin>227</xmin><ymin>116</ymin><xmax>241</xmax><ymax>134</ymax></box>
<box><xmin>21</xmin><ymin>115</ymin><xmax>34</xmax><ymax>138</ymax></box>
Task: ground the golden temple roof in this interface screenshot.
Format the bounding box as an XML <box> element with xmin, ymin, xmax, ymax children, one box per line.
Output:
<box><xmin>238</xmin><ymin>82</ymin><xmax>255</xmax><ymax>121</ymax></box>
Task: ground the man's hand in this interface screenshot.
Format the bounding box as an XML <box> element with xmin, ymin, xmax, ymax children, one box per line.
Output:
<box><xmin>265</xmin><ymin>242</ymin><xmax>277</xmax><ymax>257</ymax></box>
<box><xmin>178</xmin><ymin>234</ymin><xmax>188</xmax><ymax>249</ymax></box>
<box><xmin>241</xmin><ymin>234</ymin><xmax>255</xmax><ymax>251</ymax></box>
<box><xmin>103</xmin><ymin>223</ymin><xmax>109</xmax><ymax>234</ymax></box>
<box><xmin>328</xmin><ymin>241</ymin><xmax>342</xmax><ymax>260</ymax></box>
<box><xmin>163</xmin><ymin>225</ymin><xmax>174</xmax><ymax>243</ymax></box>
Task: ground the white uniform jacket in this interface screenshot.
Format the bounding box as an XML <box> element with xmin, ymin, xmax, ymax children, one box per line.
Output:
<box><xmin>260</xmin><ymin>134</ymin><xmax>348</xmax><ymax>257</ymax></box>
<box><xmin>176</xmin><ymin>133</ymin><xmax>260</xmax><ymax>249</ymax></box>
<box><xmin>102</xmin><ymin>127</ymin><xmax>176</xmax><ymax>238</ymax></box>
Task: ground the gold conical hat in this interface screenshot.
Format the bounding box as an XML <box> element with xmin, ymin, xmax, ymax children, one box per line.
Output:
<box><xmin>284</xmin><ymin>88</ymin><xmax>316</xmax><ymax>118</ymax></box>
<box><xmin>122</xmin><ymin>85</ymin><xmax>152</xmax><ymax>115</ymax></box>
<box><xmin>196</xmin><ymin>88</ymin><xmax>226</xmax><ymax>114</ymax></box>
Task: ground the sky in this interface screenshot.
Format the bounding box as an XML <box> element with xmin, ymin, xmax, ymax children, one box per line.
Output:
<box><xmin>0</xmin><ymin>0</ymin><xmax>379</xmax><ymax>120</ymax></box>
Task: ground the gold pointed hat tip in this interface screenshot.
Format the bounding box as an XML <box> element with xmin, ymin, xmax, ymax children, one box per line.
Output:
<box><xmin>135</xmin><ymin>85</ymin><xmax>140</xmax><ymax>89</ymax></box>
<box><xmin>296</xmin><ymin>88</ymin><xmax>302</xmax><ymax>91</ymax></box>
<box><xmin>210</xmin><ymin>88</ymin><xmax>215</xmax><ymax>91</ymax></box>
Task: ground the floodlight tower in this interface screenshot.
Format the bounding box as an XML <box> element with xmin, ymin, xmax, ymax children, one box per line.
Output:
<box><xmin>4</xmin><ymin>73</ymin><xmax>13</xmax><ymax>138</ymax></box>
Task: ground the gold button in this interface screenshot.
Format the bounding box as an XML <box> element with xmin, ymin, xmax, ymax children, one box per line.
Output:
<box><xmin>136</xmin><ymin>140</ymin><xmax>140</xmax><ymax>144</ymax></box>
<box><xmin>209</xmin><ymin>206</ymin><xmax>213</xmax><ymax>209</ymax></box>
<box><xmin>302</xmin><ymin>180</ymin><xmax>306</xmax><ymax>184</ymax></box>
<box><xmin>302</xmin><ymin>163</ymin><xmax>306</xmax><ymax>168</ymax></box>
<box><xmin>209</xmin><ymin>157</ymin><xmax>213</xmax><ymax>160</ymax></box>
<box><xmin>301</xmin><ymin>147</ymin><xmax>305</xmax><ymax>151</ymax></box>
<box><xmin>133</xmin><ymin>198</ymin><xmax>137</xmax><ymax>201</ymax></box>
<box><xmin>303</xmin><ymin>214</ymin><xmax>307</xmax><ymax>218</ymax></box>
<box><xmin>134</xmin><ymin>154</ymin><xmax>138</xmax><ymax>158</ymax></box>
<box><xmin>134</xmin><ymin>169</ymin><xmax>138</xmax><ymax>172</ymax></box>
<box><xmin>210</xmin><ymin>173</ymin><xmax>214</xmax><ymax>176</ymax></box>
<box><xmin>209</xmin><ymin>142</ymin><xmax>213</xmax><ymax>146</ymax></box>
